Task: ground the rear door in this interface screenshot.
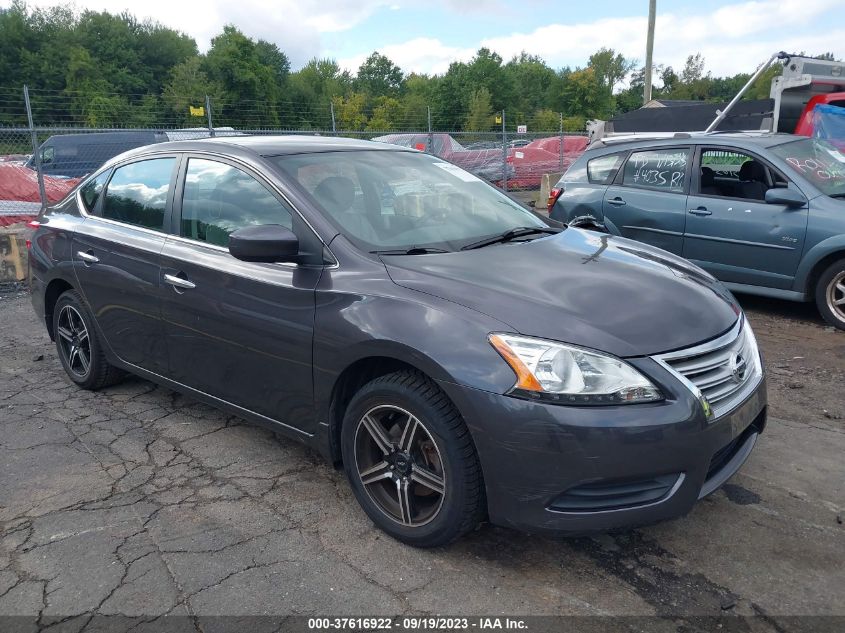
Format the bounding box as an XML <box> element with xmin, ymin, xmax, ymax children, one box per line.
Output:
<box><xmin>602</xmin><ymin>146</ymin><xmax>691</xmax><ymax>255</ymax></box>
<box><xmin>683</xmin><ymin>146</ymin><xmax>809</xmax><ymax>289</ymax></box>
<box><xmin>158</xmin><ymin>155</ymin><xmax>321</xmax><ymax>433</ymax></box>
<box><xmin>72</xmin><ymin>155</ymin><xmax>178</xmax><ymax>374</ymax></box>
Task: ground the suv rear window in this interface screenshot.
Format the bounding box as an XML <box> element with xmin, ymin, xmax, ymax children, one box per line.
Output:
<box><xmin>622</xmin><ymin>148</ymin><xmax>689</xmax><ymax>192</ymax></box>
<box><xmin>587</xmin><ymin>153</ymin><xmax>624</xmax><ymax>184</ymax></box>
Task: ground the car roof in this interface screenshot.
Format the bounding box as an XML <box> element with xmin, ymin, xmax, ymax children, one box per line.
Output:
<box><xmin>146</xmin><ymin>134</ymin><xmax>411</xmax><ymax>157</ymax></box>
<box><xmin>589</xmin><ymin>132</ymin><xmax>801</xmax><ymax>152</ymax></box>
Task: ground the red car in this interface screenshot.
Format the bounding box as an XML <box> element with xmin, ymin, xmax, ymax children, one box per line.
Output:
<box><xmin>506</xmin><ymin>136</ymin><xmax>588</xmax><ymax>189</ymax></box>
<box><xmin>373</xmin><ymin>133</ymin><xmax>588</xmax><ymax>189</ymax></box>
<box><xmin>372</xmin><ymin>134</ymin><xmax>512</xmax><ymax>184</ymax></box>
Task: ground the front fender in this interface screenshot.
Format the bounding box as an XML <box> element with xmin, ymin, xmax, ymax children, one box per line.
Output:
<box><xmin>311</xmin><ymin>271</ymin><xmax>521</xmax><ymax>452</ymax></box>
<box><xmin>792</xmin><ymin>234</ymin><xmax>845</xmax><ymax>295</ymax></box>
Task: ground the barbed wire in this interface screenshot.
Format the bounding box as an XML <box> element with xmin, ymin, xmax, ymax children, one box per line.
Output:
<box><xmin>1</xmin><ymin>86</ymin><xmax>589</xmax><ymax>218</ymax></box>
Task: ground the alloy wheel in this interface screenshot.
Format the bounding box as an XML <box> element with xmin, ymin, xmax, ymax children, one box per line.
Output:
<box><xmin>353</xmin><ymin>405</ymin><xmax>446</xmax><ymax>527</ymax></box>
<box><xmin>57</xmin><ymin>305</ymin><xmax>91</xmax><ymax>378</ymax></box>
<box><xmin>826</xmin><ymin>271</ymin><xmax>845</xmax><ymax>324</ymax></box>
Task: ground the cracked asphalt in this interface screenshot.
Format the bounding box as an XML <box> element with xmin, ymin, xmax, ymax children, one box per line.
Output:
<box><xmin>0</xmin><ymin>289</ymin><xmax>843</xmax><ymax>629</ymax></box>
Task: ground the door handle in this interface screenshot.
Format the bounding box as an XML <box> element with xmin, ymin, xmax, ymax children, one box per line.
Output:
<box><xmin>77</xmin><ymin>250</ymin><xmax>99</xmax><ymax>264</ymax></box>
<box><xmin>607</xmin><ymin>197</ymin><xmax>626</xmax><ymax>206</ymax></box>
<box><xmin>163</xmin><ymin>273</ymin><xmax>196</xmax><ymax>290</ymax></box>
<box><xmin>689</xmin><ymin>206</ymin><xmax>712</xmax><ymax>216</ymax></box>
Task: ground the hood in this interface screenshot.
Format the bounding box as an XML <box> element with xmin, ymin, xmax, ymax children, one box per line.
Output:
<box><xmin>383</xmin><ymin>229</ymin><xmax>740</xmax><ymax>357</ymax></box>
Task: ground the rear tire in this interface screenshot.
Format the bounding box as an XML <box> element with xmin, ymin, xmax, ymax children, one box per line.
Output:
<box><xmin>341</xmin><ymin>370</ymin><xmax>485</xmax><ymax>547</ymax></box>
<box><xmin>53</xmin><ymin>290</ymin><xmax>124</xmax><ymax>390</ymax></box>
<box><xmin>815</xmin><ymin>259</ymin><xmax>845</xmax><ymax>331</ymax></box>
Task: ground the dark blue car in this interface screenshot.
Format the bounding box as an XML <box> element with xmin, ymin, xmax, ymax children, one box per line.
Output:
<box><xmin>550</xmin><ymin>133</ymin><xmax>845</xmax><ymax>329</ymax></box>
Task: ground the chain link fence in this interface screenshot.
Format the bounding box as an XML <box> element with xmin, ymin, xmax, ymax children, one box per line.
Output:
<box><xmin>0</xmin><ymin>87</ymin><xmax>589</xmax><ymax>226</ymax></box>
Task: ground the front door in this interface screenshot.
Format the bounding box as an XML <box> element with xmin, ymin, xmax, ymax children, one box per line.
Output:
<box><xmin>73</xmin><ymin>156</ymin><xmax>178</xmax><ymax>373</ymax></box>
<box><xmin>159</xmin><ymin>156</ymin><xmax>321</xmax><ymax>433</ymax></box>
<box><xmin>602</xmin><ymin>146</ymin><xmax>691</xmax><ymax>255</ymax></box>
<box><xmin>683</xmin><ymin>147</ymin><xmax>810</xmax><ymax>289</ymax></box>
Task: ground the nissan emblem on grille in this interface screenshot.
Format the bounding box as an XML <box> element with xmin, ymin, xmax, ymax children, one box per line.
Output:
<box><xmin>729</xmin><ymin>353</ymin><xmax>747</xmax><ymax>384</ymax></box>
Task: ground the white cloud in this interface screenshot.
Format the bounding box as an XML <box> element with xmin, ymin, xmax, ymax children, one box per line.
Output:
<box><xmin>4</xmin><ymin>0</ymin><xmax>843</xmax><ymax>77</ymax></box>
<box><xmin>339</xmin><ymin>37</ymin><xmax>476</xmax><ymax>75</ymax></box>
<box><xmin>0</xmin><ymin>0</ymin><xmax>409</xmax><ymax>67</ymax></box>
<box><xmin>338</xmin><ymin>0</ymin><xmax>843</xmax><ymax>78</ymax></box>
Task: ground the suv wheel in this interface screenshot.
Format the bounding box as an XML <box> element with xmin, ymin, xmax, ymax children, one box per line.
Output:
<box><xmin>53</xmin><ymin>290</ymin><xmax>124</xmax><ymax>390</ymax></box>
<box><xmin>815</xmin><ymin>260</ymin><xmax>845</xmax><ymax>330</ymax></box>
<box><xmin>340</xmin><ymin>370</ymin><xmax>485</xmax><ymax>547</ymax></box>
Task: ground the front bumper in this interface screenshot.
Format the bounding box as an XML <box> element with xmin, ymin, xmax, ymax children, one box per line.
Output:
<box><xmin>438</xmin><ymin>358</ymin><xmax>767</xmax><ymax>535</ymax></box>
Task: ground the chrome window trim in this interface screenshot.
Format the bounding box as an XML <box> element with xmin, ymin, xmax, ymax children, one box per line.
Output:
<box><xmin>75</xmin><ymin>148</ymin><xmax>340</xmax><ymax>269</ymax></box>
<box><xmin>76</xmin><ymin>190</ymin><xmax>169</xmax><ymax>238</ymax></box>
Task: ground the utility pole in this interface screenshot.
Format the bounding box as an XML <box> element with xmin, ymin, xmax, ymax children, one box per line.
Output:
<box><xmin>644</xmin><ymin>0</ymin><xmax>656</xmax><ymax>104</ymax></box>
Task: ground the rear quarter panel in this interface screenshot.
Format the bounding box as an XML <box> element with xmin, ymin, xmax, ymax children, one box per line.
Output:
<box><xmin>549</xmin><ymin>157</ymin><xmax>608</xmax><ymax>224</ymax></box>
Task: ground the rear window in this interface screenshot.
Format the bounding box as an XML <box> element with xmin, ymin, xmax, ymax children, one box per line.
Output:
<box><xmin>622</xmin><ymin>148</ymin><xmax>689</xmax><ymax>192</ymax></box>
<box><xmin>80</xmin><ymin>170</ymin><xmax>110</xmax><ymax>212</ymax></box>
<box><xmin>101</xmin><ymin>158</ymin><xmax>175</xmax><ymax>231</ymax></box>
<box><xmin>587</xmin><ymin>153</ymin><xmax>624</xmax><ymax>184</ymax></box>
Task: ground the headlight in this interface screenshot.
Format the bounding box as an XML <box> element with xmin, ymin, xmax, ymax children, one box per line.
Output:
<box><xmin>489</xmin><ymin>333</ymin><xmax>663</xmax><ymax>405</ymax></box>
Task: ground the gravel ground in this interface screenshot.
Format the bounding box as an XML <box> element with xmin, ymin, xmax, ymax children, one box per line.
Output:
<box><xmin>0</xmin><ymin>289</ymin><xmax>843</xmax><ymax>631</ymax></box>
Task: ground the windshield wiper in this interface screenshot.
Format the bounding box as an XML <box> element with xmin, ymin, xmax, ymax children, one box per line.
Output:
<box><xmin>372</xmin><ymin>247</ymin><xmax>451</xmax><ymax>255</ymax></box>
<box><xmin>829</xmin><ymin>193</ymin><xmax>845</xmax><ymax>199</ymax></box>
<box><xmin>460</xmin><ymin>226</ymin><xmax>561</xmax><ymax>251</ymax></box>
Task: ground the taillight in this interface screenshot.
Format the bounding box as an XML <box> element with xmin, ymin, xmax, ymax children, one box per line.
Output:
<box><xmin>547</xmin><ymin>187</ymin><xmax>563</xmax><ymax>212</ymax></box>
<box><xmin>26</xmin><ymin>220</ymin><xmax>39</xmax><ymax>250</ymax></box>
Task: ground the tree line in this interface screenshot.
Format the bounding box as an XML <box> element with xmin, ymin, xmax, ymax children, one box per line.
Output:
<box><xmin>0</xmin><ymin>2</ymin><xmax>838</xmax><ymax>132</ymax></box>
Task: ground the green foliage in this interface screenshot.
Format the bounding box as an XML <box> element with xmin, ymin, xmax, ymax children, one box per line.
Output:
<box><xmin>163</xmin><ymin>57</ymin><xmax>221</xmax><ymax>125</ymax></box>
<box><xmin>356</xmin><ymin>52</ymin><xmax>403</xmax><ymax>97</ymax></box>
<box><xmin>366</xmin><ymin>96</ymin><xmax>403</xmax><ymax>131</ymax></box>
<box><xmin>562</xmin><ymin>115</ymin><xmax>586</xmax><ymax>132</ymax></box>
<box><xmin>332</xmin><ymin>92</ymin><xmax>367</xmax><ymax>131</ymax></box>
<box><xmin>1</xmin><ymin>3</ymin><xmax>832</xmax><ymax>133</ymax></box>
<box><xmin>203</xmin><ymin>25</ymin><xmax>289</xmax><ymax>127</ymax></box>
<box><xmin>562</xmin><ymin>68</ymin><xmax>609</xmax><ymax>119</ymax></box>
<box><xmin>532</xmin><ymin>109</ymin><xmax>560</xmax><ymax>131</ymax></box>
<box><xmin>464</xmin><ymin>87</ymin><xmax>494</xmax><ymax>131</ymax></box>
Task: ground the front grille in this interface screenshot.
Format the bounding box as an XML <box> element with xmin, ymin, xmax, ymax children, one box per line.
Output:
<box><xmin>654</xmin><ymin>318</ymin><xmax>762</xmax><ymax>418</ymax></box>
<box><xmin>549</xmin><ymin>473</ymin><xmax>681</xmax><ymax>513</ymax></box>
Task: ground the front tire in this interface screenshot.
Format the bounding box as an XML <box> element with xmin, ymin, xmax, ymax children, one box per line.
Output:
<box><xmin>53</xmin><ymin>289</ymin><xmax>124</xmax><ymax>390</ymax></box>
<box><xmin>341</xmin><ymin>370</ymin><xmax>485</xmax><ymax>547</ymax></box>
<box><xmin>815</xmin><ymin>259</ymin><xmax>845</xmax><ymax>330</ymax></box>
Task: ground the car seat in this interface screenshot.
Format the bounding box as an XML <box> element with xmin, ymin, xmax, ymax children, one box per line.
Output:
<box><xmin>700</xmin><ymin>167</ymin><xmax>720</xmax><ymax>196</ymax></box>
<box><xmin>313</xmin><ymin>176</ymin><xmax>379</xmax><ymax>243</ymax></box>
<box><xmin>737</xmin><ymin>160</ymin><xmax>768</xmax><ymax>200</ymax></box>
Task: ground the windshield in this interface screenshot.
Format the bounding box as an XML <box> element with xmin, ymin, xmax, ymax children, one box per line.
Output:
<box><xmin>271</xmin><ymin>150</ymin><xmax>548</xmax><ymax>252</ymax></box>
<box><xmin>770</xmin><ymin>137</ymin><xmax>845</xmax><ymax>198</ymax></box>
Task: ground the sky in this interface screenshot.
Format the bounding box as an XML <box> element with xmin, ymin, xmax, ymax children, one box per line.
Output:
<box><xmin>5</xmin><ymin>0</ymin><xmax>845</xmax><ymax>78</ymax></box>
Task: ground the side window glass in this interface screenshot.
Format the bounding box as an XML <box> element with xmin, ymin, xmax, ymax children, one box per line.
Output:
<box><xmin>41</xmin><ymin>146</ymin><xmax>54</xmax><ymax>164</ymax></box>
<box><xmin>181</xmin><ymin>158</ymin><xmax>293</xmax><ymax>247</ymax></box>
<box><xmin>622</xmin><ymin>148</ymin><xmax>689</xmax><ymax>192</ymax></box>
<box><xmin>79</xmin><ymin>170</ymin><xmax>110</xmax><ymax>212</ymax></box>
<box><xmin>588</xmin><ymin>153</ymin><xmax>624</xmax><ymax>184</ymax></box>
<box><xmin>700</xmin><ymin>149</ymin><xmax>769</xmax><ymax>200</ymax></box>
<box><xmin>102</xmin><ymin>158</ymin><xmax>175</xmax><ymax>231</ymax></box>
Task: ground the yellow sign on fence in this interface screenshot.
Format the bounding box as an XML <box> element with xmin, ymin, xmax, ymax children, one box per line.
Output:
<box><xmin>189</xmin><ymin>105</ymin><xmax>205</xmax><ymax>117</ymax></box>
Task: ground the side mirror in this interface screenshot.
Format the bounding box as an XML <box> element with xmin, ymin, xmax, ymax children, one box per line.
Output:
<box><xmin>228</xmin><ymin>224</ymin><xmax>299</xmax><ymax>263</ymax></box>
<box><xmin>765</xmin><ymin>188</ymin><xmax>806</xmax><ymax>208</ymax></box>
